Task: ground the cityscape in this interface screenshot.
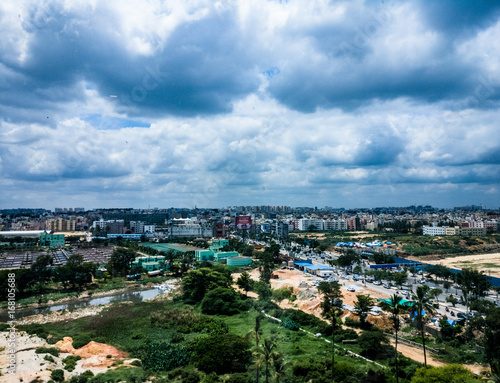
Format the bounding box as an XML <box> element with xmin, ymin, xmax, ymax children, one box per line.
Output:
<box><xmin>2</xmin><ymin>0</ymin><xmax>500</xmax><ymax>382</ymax></box>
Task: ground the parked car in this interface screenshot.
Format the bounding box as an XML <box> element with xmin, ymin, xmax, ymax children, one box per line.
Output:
<box><xmin>383</xmin><ymin>284</ymin><xmax>390</xmax><ymax>289</ymax></box>
<box><xmin>373</xmin><ymin>280</ymin><xmax>382</xmax><ymax>285</ymax></box>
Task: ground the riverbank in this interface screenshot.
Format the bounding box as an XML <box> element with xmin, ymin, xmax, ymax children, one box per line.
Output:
<box><xmin>1</xmin><ymin>275</ymin><xmax>175</xmax><ymax>310</ymax></box>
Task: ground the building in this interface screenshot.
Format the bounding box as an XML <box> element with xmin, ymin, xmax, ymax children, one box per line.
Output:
<box><xmin>422</xmin><ymin>225</ymin><xmax>446</xmax><ymax>236</ymax></box>
<box><xmin>298</xmin><ymin>218</ymin><xmax>323</xmax><ymax>231</ymax></box>
<box><xmin>39</xmin><ymin>232</ymin><xmax>65</xmax><ymax>248</ymax></box>
<box><xmin>132</xmin><ymin>255</ymin><xmax>166</xmax><ymax>272</ymax></box>
<box><xmin>130</xmin><ymin>221</ymin><xmax>145</xmax><ymax>234</ymax></box>
<box><xmin>167</xmin><ymin>218</ymin><xmax>213</xmax><ymax>238</ymax></box>
<box><xmin>323</xmin><ymin>219</ymin><xmax>347</xmax><ymax>231</ymax></box>
<box><xmin>45</xmin><ymin>218</ymin><xmax>76</xmax><ymax>232</ymax></box>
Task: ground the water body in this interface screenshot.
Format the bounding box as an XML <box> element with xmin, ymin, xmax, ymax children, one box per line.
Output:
<box><xmin>1</xmin><ymin>288</ymin><xmax>165</xmax><ymax>322</ymax></box>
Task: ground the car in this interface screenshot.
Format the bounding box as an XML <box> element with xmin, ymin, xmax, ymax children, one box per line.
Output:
<box><xmin>347</xmin><ymin>287</ymin><xmax>356</xmax><ymax>292</ymax></box>
<box><xmin>456</xmin><ymin>312</ymin><xmax>467</xmax><ymax>319</ymax></box>
<box><xmin>383</xmin><ymin>284</ymin><xmax>390</xmax><ymax>289</ymax></box>
<box><xmin>373</xmin><ymin>280</ymin><xmax>382</xmax><ymax>285</ymax></box>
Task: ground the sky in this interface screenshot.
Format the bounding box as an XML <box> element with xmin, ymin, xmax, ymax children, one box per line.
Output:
<box><xmin>1</xmin><ymin>0</ymin><xmax>500</xmax><ymax>210</ymax></box>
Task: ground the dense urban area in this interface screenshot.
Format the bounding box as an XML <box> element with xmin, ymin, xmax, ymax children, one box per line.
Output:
<box><xmin>1</xmin><ymin>204</ymin><xmax>500</xmax><ymax>383</ymax></box>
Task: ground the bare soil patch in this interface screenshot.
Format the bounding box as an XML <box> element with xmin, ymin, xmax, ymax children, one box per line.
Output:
<box><xmin>407</xmin><ymin>252</ymin><xmax>500</xmax><ymax>279</ymax></box>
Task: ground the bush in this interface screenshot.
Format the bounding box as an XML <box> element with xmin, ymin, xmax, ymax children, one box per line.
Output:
<box><xmin>44</xmin><ymin>355</ymin><xmax>55</xmax><ymax>363</ymax></box>
<box><xmin>35</xmin><ymin>347</ymin><xmax>60</xmax><ymax>357</ymax></box>
<box><xmin>166</xmin><ymin>367</ymin><xmax>201</xmax><ymax>383</ymax></box>
<box><xmin>72</xmin><ymin>334</ymin><xmax>92</xmax><ymax>349</ymax></box>
<box><xmin>51</xmin><ymin>369</ymin><xmax>65</xmax><ymax>382</ymax></box>
<box><xmin>190</xmin><ymin>333</ymin><xmax>251</xmax><ymax>374</ymax></box>
<box><xmin>358</xmin><ymin>329</ymin><xmax>391</xmax><ymax>360</ymax></box>
<box><xmin>140</xmin><ymin>342</ymin><xmax>189</xmax><ymax>372</ymax></box>
<box><xmin>201</xmin><ymin>287</ymin><xmax>249</xmax><ymax>315</ymax></box>
<box><xmin>281</xmin><ymin>318</ymin><xmax>300</xmax><ymax>331</ymax></box>
<box><xmin>63</xmin><ymin>355</ymin><xmax>82</xmax><ymax>371</ymax></box>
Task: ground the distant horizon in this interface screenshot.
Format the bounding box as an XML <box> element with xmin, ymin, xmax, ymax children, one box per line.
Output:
<box><xmin>0</xmin><ymin>203</ymin><xmax>495</xmax><ymax>212</ymax></box>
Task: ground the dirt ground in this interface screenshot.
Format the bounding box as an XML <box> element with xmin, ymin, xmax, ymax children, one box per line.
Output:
<box><xmin>407</xmin><ymin>252</ymin><xmax>500</xmax><ymax>279</ymax></box>
<box><xmin>0</xmin><ymin>333</ymin><xmax>138</xmax><ymax>383</ymax></box>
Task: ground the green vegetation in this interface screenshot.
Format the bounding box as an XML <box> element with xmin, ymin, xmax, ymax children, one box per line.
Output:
<box><xmin>410</xmin><ymin>364</ymin><xmax>481</xmax><ymax>383</ymax></box>
<box><xmin>72</xmin><ymin>333</ymin><xmax>92</xmax><ymax>349</ymax></box>
<box><xmin>35</xmin><ymin>346</ymin><xmax>60</xmax><ymax>357</ymax></box>
<box><xmin>63</xmin><ymin>355</ymin><xmax>82</xmax><ymax>371</ymax></box>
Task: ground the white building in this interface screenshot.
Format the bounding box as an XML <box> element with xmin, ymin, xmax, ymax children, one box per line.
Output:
<box><xmin>422</xmin><ymin>225</ymin><xmax>446</xmax><ymax>236</ymax></box>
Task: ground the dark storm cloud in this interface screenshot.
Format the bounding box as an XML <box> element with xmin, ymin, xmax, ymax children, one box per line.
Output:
<box><xmin>0</xmin><ymin>2</ymin><xmax>260</xmax><ymax>122</ymax></box>
<box><xmin>416</xmin><ymin>0</ymin><xmax>500</xmax><ymax>36</ymax></box>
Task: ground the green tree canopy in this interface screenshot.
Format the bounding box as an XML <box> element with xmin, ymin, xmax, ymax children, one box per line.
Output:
<box><xmin>181</xmin><ymin>267</ymin><xmax>232</xmax><ymax>302</ymax></box>
<box><xmin>410</xmin><ymin>364</ymin><xmax>480</xmax><ymax>383</ymax></box>
<box><xmin>190</xmin><ymin>333</ymin><xmax>251</xmax><ymax>374</ymax></box>
<box><xmin>107</xmin><ymin>247</ymin><xmax>137</xmax><ymax>277</ymax></box>
<box><xmin>236</xmin><ymin>271</ymin><xmax>254</xmax><ymax>296</ymax></box>
<box><xmin>353</xmin><ymin>294</ymin><xmax>375</xmax><ymax>327</ymax></box>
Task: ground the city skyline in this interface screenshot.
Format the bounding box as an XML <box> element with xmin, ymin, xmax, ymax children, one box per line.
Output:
<box><xmin>1</xmin><ymin>1</ymin><xmax>500</xmax><ymax>209</ymax></box>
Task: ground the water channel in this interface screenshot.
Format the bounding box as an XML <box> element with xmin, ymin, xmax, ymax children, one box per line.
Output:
<box><xmin>1</xmin><ymin>287</ymin><xmax>166</xmax><ymax>322</ymax></box>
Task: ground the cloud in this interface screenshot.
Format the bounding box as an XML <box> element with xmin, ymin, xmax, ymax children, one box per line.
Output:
<box><xmin>0</xmin><ymin>0</ymin><xmax>499</xmax><ymax>209</ymax></box>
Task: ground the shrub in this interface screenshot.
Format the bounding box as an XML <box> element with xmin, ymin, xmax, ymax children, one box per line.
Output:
<box><xmin>51</xmin><ymin>369</ymin><xmax>65</xmax><ymax>382</ymax></box>
<box><xmin>63</xmin><ymin>355</ymin><xmax>82</xmax><ymax>372</ymax></box>
<box><xmin>190</xmin><ymin>333</ymin><xmax>251</xmax><ymax>374</ymax></box>
<box><xmin>281</xmin><ymin>318</ymin><xmax>300</xmax><ymax>331</ymax></box>
<box><xmin>167</xmin><ymin>367</ymin><xmax>201</xmax><ymax>383</ymax></box>
<box><xmin>44</xmin><ymin>355</ymin><xmax>55</xmax><ymax>363</ymax></box>
<box><xmin>35</xmin><ymin>347</ymin><xmax>60</xmax><ymax>357</ymax></box>
<box><xmin>72</xmin><ymin>334</ymin><xmax>92</xmax><ymax>349</ymax></box>
<box><xmin>130</xmin><ymin>360</ymin><xmax>142</xmax><ymax>367</ymax></box>
<box><xmin>201</xmin><ymin>287</ymin><xmax>247</xmax><ymax>315</ymax></box>
<box><xmin>140</xmin><ymin>342</ymin><xmax>189</xmax><ymax>372</ymax></box>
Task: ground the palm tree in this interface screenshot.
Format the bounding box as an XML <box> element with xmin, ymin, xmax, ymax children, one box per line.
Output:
<box><xmin>254</xmin><ymin>338</ymin><xmax>279</xmax><ymax>383</ymax></box>
<box><xmin>354</xmin><ymin>294</ymin><xmax>375</xmax><ymax>328</ymax></box>
<box><xmin>411</xmin><ymin>285</ymin><xmax>436</xmax><ymax>367</ymax></box>
<box><xmin>247</xmin><ymin>314</ymin><xmax>264</xmax><ymax>383</ymax></box>
<box><xmin>272</xmin><ymin>352</ymin><xmax>287</xmax><ymax>383</ymax></box>
<box><xmin>318</xmin><ymin>281</ymin><xmax>343</xmax><ymax>383</ymax></box>
<box><xmin>379</xmin><ymin>294</ymin><xmax>410</xmax><ymax>383</ymax></box>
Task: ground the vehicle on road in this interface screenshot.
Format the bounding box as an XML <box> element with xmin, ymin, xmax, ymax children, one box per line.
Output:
<box><xmin>383</xmin><ymin>283</ymin><xmax>390</xmax><ymax>289</ymax></box>
<box><xmin>373</xmin><ymin>280</ymin><xmax>382</xmax><ymax>285</ymax></box>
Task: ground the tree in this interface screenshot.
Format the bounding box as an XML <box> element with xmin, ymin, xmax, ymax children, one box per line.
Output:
<box><xmin>182</xmin><ymin>268</ymin><xmax>232</xmax><ymax>302</ymax></box>
<box><xmin>254</xmin><ymin>281</ymin><xmax>273</xmax><ymax>301</ymax></box>
<box><xmin>317</xmin><ymin>281</ymin><xmax>343</xmax><ymax>383</ymax></box>
<box><xmin>446</xmin><ymin>295</ymin><xmax>458</xmax><ymax>307</ymax></box>
<box><xmin>64</xmin><ymin>253</ymin><xmax>97</xmax><ymax>290</ymax></box>
<box><xmin>429</xmin><ymin>288</ymin><xmax>443</xmax><ymax>302</ymax></box>
<box><xmin>247</xmin><ymin>314</ymin><xmax>264</xmax><ymax>383</ymax></box>
<box><xmin>258</xmin><ymin>250</ymin><xmax>274</xmax><ymax>284</ymax></box>
<box><xmin>410</xmin><ymin>364</ymin><xmax>480</xmax><ymax>383</ymax></box>
<box><xmin>31</xmin><ymin>253</ymin><xmax>53</xmax><ymax>294</ymax></box>
<box><xmin>483</xmin><ymin>307</ymin><xmax>500</xmax><ymax>377</ymax></box>
<box><xmin>191</xmin><ymin>333</ymin><xmax>251</xmax><ymax>374</ymax></box>
<box><xmin>201</xmin><ymin>287</ymin><xmax>247</xmax><ymax>315</ymax></box>
<box><xmin>236</xmin><ymin>271</ymin><xmax>254</xmax><ymax>296</ymax></box>
<box><xmin>393</xmin><ymin>272</ymin><xmax>408</xmax><ymax>288</ymax></box>
<box><xmin>336</xmin><ymin>250</ymin><xmax>360</xmax><ymax>272</ymax></box>
<box><xmin>272</xmin><ymin>287</ymin><xmax>294</xmax><ymax>305</ymax></box>
<box><xmin>457</xmin><ymin>268</ymin><xmax>491</xmax><ymax>316</ymax></box>
<box><xmin>443</xmin><ymin>281</ymin><xmax>452</xmax><ymax>292</ymax></box>
<box><xmin>379</xmin><ymin>294</ymin><xmax>410</xmax><ymax>383</ymax></box>
<box><xmin>107</xmin><ymin>247</ymin><xmax>137</xmax><ymax>277</ymax></box>
<box><xmin>358</xmin><ymin>328</ymin><xmax>390</xmax><ymax>359</ymax></box>
<box><xmin>438</xmin><ymin>317</ymin><xmax>461</xmax><ymax>342</ymax></box>
<box><xmin>411</xmin><ymin>285</ymin><xmax>436</xmax><ymax>367</ymax></box>
<box><xmin>353</xmin><ymin>294</ymin><xmax>375</xmax><ymax>328</ymax></box>
<box><xmin>254</xmin><ymin>338</ymin><xmax>280</xmax><ymax>383</ymax></box>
